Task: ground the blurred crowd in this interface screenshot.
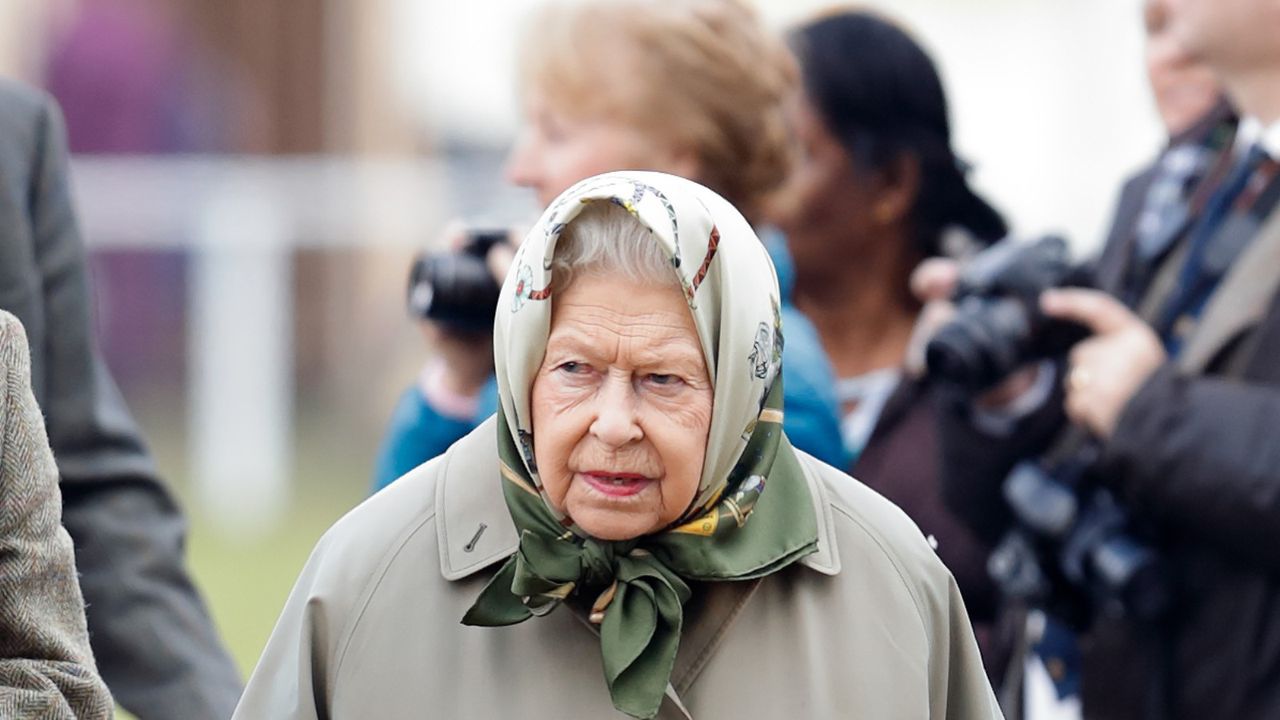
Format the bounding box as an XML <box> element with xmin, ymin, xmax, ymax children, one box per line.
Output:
<box><xmin>1</xmin><ymin>0</ymin><xmax>1279</xmax><ymax>718</ymax></box>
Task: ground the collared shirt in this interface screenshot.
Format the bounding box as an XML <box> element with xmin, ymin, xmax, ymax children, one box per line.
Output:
<box><xmin>1236</xmin><ymin>117</ymin><xmax>1280</xmax><ymax>160</ymax></box>
<box><xmin>1159</xmin><ymin>117</ymin><xmax>1280</xmax><ymax>353</ymax></box>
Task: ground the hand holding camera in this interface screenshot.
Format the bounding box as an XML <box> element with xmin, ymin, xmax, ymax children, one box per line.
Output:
<box><xmin>912</xmin><ymin>238</ymin><xmax>1166</xmax><ymax>430</ymax></box>
<box><xmin>907</xmin><ymin>257</ymin><xmax>1043</xmax><ymax>408</ymax></box>
<box><xmin>1040</xmin><ymin>288</ymin><xmax>1166</xmax><ymax>438</ymax></box>
<box><xmin>915</xmin><ymin>237</ymin><xmax>1171</xmax><ymax>625</ymax></box>
<box><xmin>407</xmin><ymin>224</ymin><xmax>519</xmax><ymax>398</ymax></box>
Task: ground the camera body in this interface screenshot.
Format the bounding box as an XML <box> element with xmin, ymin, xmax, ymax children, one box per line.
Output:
<box><xmin>926</xmin><ymin>236</ymin><xmax>1167</xmax><ymax>626</ymax></box>
<box><xmin>926</xmin><ymin>235</ymin><xmax>1090</xmax><ymax>392</ymax></box>
<box><xmin>989</xmin><ymin>456</ymin><xmax>1168</xmax><ymax>627</ymax></box>
<box><xmin>407</xmin><ymin>229</ymin><xmax>507</xmax><ymax>333</ymax></box>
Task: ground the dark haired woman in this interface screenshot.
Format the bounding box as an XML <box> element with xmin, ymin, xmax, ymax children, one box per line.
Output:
<box><xmin>767</xmin><ymin>7</ymin><xmax>1007</xmax><ymax>671</ymax></box>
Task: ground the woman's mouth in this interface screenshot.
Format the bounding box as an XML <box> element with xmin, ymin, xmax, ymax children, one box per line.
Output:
<box><xmin>578</xmin><ymin>471</ymin><xmax>654</xmax><ymax>498</ymax></box>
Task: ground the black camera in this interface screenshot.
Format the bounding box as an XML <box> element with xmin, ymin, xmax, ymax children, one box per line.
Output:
<box><xmin>988</xmin><ymin>453</ymin><xmax>1168</xmax><ymax>627</ymax></box>
<box><xmin>407</xmin><ymin>229</ymin><xmax>507</xmax><ymax>333</ymax></box>
<box><xmin>925</xmin><ymin>236</ymin><xmax>1167</xmax><ymax>626</ymax></box>
<box><xmin>926</xmin><ymin>236</ymin><xmax>1090</xmax><ymax>392</ymax></box>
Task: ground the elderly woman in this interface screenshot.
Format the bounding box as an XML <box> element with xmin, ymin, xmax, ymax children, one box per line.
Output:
<box><xmin>239</xmin><ymin>173</ymin><xmax>998</xmax><ymax>719</ymax></box>
<box><xmin>374</xmin><ymin>0</ymin><xmax>846</xmax><ymax>493</ymax></box>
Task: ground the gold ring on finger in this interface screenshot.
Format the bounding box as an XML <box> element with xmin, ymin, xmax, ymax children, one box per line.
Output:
<box><xmin>1068</xmin><ymin>365</ymin><xmax>1092</xmax><ymax>392</ymax></box>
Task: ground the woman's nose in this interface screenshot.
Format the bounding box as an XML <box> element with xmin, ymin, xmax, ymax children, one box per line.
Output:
<box><xmin>504</xmin><ymin>129</ymin><xmax>538</xmax><ymax>188</ymax></box>
<box><xmin>589</xmin><ymin>377</ymin><xmax>643</xmax><ymax>448</ymax></box>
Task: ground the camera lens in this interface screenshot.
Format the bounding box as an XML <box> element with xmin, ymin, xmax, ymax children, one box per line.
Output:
<box><xmin>927</xmin><ymin>296</ymin><xmax>1034</xmax><ymax>391</ymax></box>
<box><xmin>926</xmin><ymin>321</ymin><xmax>993</xmax><ymax>390</ymax></box>
<box><xmin>407</xmin><ymin>251</ymin><xmax>501</xmax><ymax>332</ymax></box>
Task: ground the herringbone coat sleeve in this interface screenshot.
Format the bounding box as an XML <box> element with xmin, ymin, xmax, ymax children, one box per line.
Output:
<box><xmin>0</xmin><ymin>310</ymin><xmax>112</xmax><ymax>719</ymax></box>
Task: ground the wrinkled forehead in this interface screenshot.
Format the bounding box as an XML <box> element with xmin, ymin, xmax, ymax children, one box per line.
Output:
<box><xmin>545</xmin><ymin>276</ymin><xmax>706</xmax><ymax>366</ymax></box>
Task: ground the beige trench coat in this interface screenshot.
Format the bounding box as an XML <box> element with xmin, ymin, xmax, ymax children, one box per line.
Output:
<box><xmin>235</xmin><ymin>417</ymin><xmax>1002</xmax><ymax>719</ymax></box>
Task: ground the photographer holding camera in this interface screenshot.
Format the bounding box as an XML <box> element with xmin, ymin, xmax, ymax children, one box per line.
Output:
<box><xmin>920</xmin><ymin>1</ymin><xmax>1280</xmax><ymax>718</ymax></box>
<box><xmin>373</xmin><ymin>224</ymin><xmax>514</xmax><ymax>491</ymax></box>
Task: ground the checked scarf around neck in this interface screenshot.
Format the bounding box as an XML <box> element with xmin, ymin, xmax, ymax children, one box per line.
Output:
<box><xmin>462</xmin><ymin>171</ymin><xmax>819</xmax><ymax>719</ymax></box>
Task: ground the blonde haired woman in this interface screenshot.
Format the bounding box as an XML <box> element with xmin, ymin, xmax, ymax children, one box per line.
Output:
<box><xmin>375</xmin><ymin>0</ymin><xmax>846</xmax><ymax>492</ymax></box>
<box><xmin>506</xmin><ymin>0</ymin><xmax>793</xmax><ymax>223</ymax></box>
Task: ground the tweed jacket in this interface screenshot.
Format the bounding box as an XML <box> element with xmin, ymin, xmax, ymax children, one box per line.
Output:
<box><xmin>0</xmin><ymin>78</ymin><xmax>242</xmax><ymax>718</ymax></box>
<box><xmin>0</xmin><ymin>310</ymin><xmax>112</xmax><ymax>718</ymax></box>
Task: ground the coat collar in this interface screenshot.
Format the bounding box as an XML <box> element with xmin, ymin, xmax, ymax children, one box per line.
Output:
<box><xmin>1179</xmin><ymin>206</ymin><xmax>1280</xmax><ymax>373</ymax></box>
<box><xmin>436</xmin><ymin>416</ymin><xmax>841</xmax><ymax>582</ymax></box>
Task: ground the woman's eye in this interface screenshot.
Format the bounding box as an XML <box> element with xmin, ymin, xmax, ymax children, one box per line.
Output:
<box><xmin>646</xmin><ymin>373</ymin><xmax>681</xmax><ymax>387</ymax></box>
<box><xmin>557</xmin><ymin>361</ymin><xmax>587</xmax><ymax>374</ymax></box>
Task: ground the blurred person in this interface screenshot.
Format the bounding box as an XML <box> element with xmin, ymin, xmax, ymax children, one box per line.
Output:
<box><xmin>373</xmin><ymin>0</ymin><xmax>846</xmax><ymax>492</ymax></box>
<box><xmin>1011</xmin><ymin>2</ymin><xmax>1230</xmax><ymax>714</ymax></box>
<box><xmin>914</xmin><ymin>0</ymin><xmax>1231</xmax><ymax>714</ymax></box>
<box><xmin>916</xmin><ymin>0</ymin><xmax>1280</xmax><ymax>717</ymax></box>
<box><xmin>1092</xmin><ymin>0</ymin><xmax>1232</xmax><ymax>300</ymax></box>
<box><xmin>0</xmin><ymin>79</ymin><xmax>243</xmax><ymax>718</ymax></box>
<box><xmin>374</xmin><ymin>225</ymin><xmax>509</xmax><ymax>490</ymax></box>
<box><xmin>0</xmin><ymin>310</ymin><xmax>112</xmax><ymax>719</ymax></box>
<box><xmin>765</xmin><ymin>7</ymin><xmax>1008</xmax><ymax>672</ymax></box>
<box><xmin>1142</xmin><ymin>0</ymin><xmax>1223</xmax><ymax>137</ymax></box>
<box><xmin>237</xmin><ymin>172</ymin><xmax>999</xmax><ymax>720</ymax></box>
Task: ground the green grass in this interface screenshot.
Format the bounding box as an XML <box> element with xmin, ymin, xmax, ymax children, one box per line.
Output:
<box><xmin>111</xmin><ymin>489</ymin><xmax>358</xmax><ymax>720</ymax></box>
<box><xmin>111</xmin><ymin>388</ymin><xmax>379</xmax><ymax>717</ymax></box>
<box><xmin>185</xmin><ymin>489</ymin><xmax>361</xmax><ymax>677</ymax></box>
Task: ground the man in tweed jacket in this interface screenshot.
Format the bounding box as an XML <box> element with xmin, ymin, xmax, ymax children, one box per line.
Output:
<box><xmin>0</xmin><ymin>79</ymin><xmax>243</xmax><ymax>718</ymax></box>
<box><xmin>0</xmin><ymin>309</ymin><xmax>112</xmax><ymax>718</ymax></box>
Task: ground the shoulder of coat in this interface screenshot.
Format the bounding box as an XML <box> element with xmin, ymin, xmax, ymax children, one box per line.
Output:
<box><xmin>0</xmin><ymin>79</ymin><xmax>47</xmax><ymax>114</ymax></box>
<box><xmin>0</xmin><ymin>80</ymin><xmax>56</xmax><ymax>158</ymax></box>
<box><xmin>0</xmin><ymin>310</ymin><xmax>29</xmax><ymax>378</ymax></box>
<box><xmin>308</xmin><ymin>416</ymin><xmax>504</xmax><ymax>599</ymax></box>
<box><xmin>798</xmin><ymin>454</ymin><xmax>953</xmax><ymax>625</ymax></box>
<box><xmin>0</xmin><ymin>309</ymin><xmax>24</xmax><ymax>343</ymax></box>
<box><xmin>305</xmin><ymin>450</ymin><xmax>444</xmax><ymax>606</ymax></box>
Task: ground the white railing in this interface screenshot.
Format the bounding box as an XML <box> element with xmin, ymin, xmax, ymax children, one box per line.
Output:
<box><xmin>70</xmin><ymin>156</ymin><xmax>524</xmax><ymax>534</ymax></box>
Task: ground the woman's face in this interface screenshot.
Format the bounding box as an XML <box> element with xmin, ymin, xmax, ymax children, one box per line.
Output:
<box><xmin>506</xmin><ymin>89</ymin><xmax>699</xmax><ymax>208</ymax></box>
<box><xmin>768</xmin><ymin>91</ymin><xmax>882</xmax><ymax>285</ymax></box>
<box><xmin>530</xmin><ymin>271</ymin><xmax>713</xmax><ymax>541</ymax></box>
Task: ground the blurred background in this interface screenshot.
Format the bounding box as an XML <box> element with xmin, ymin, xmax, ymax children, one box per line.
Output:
<box><xmin>0</xmin><ymin>0</ymin><xmax>1159</xmax><ymax>686</ymax></box>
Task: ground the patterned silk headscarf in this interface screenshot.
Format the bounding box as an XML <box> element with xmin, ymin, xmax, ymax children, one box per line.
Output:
<box><xmin>463</xmin><ymin>171</ymin><xmax>819</xmax><ymax>719</ymax></box>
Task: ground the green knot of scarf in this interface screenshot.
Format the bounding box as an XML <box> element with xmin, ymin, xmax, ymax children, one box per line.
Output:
<box><xmin>464</xmin><ymin>531</ymin><xmax>693</xmax><ymax>717</ymax></box>
<box><xmin>462</xmin><ymin>381</ymin><xmax>818</xmax><ymax>719</ymax></box>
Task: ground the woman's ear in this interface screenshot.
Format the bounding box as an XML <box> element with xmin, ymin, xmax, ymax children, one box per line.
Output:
<box><xmin>657</xmin><ymin>144</ymin><xmax>703</xmax><ymax>183</ymax></box>
<box><xmin>871</xmin><ymin>152</ymin><xmax>921</xmax><ymax>226</ymax></box>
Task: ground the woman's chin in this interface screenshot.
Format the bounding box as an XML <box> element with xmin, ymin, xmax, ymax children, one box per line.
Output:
<box><xmin>566</xmin><ymin>500</ymin><xmax>665</xmax><ymax>542</ymax></box>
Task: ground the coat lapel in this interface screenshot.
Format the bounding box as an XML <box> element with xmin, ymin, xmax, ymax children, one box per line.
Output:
<box><xmin>668</xmin><ymin>578</ymin><xmax>765</xmax><ymax>696</ymax></box>
<box><xmin>1179</xmin><ymin>209</ymin><xmax>1280</xmax><ymax>373</ymax></box>
<box><xmin>435</xmin><ymin>416</ymin><xmax>519</xmax><ymax>581</ymax></box>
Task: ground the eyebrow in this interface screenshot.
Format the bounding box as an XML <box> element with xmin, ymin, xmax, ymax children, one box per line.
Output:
<box><xmin>545</xmin><ymin>328</ymin><xmax>707</xmax><ymax>369</ymax></box>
